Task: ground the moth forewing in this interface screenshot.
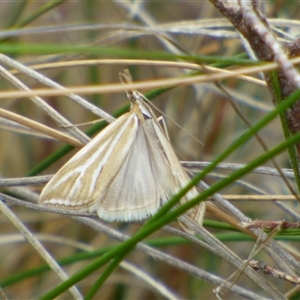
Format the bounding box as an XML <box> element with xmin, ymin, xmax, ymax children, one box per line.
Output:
<box><xmin>39</xmin><ymin>111</ymin><xmax>136</xmax><ymax>211</ymax></box>
<box><xmin>145</xmin><ymin>109</ymin><xmax>205</xmax><ymax>224</ymax></box>
<box><xmin>97</xmin><ymin>115</ymin><xmax>174</xmax><ymax>221</ymax></box>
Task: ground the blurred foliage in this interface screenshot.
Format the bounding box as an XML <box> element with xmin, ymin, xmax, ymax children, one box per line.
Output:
<box><xmin>0</xmin><ymin>1</ymin><xmax>300</xmax><ymax>299</ymax></box>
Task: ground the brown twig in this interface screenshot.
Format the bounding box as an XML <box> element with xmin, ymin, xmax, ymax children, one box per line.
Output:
<box><xmin>249</xmin><ymin>259</ymin><xmax>300</xmax><ymax>284</ymax></box>
<box><xmin>242</xmin><ymin>219</ymin><xmax>300</xmax><ymax>230</ymax></box>
<box><xmin>210</xmin><ymin>0</ymin><xmax>300</xmax><ymax>154</ymax></box>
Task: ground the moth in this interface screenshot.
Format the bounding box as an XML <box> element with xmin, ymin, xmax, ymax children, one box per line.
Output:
<box><xmin>39</xmin><ymin>70</ymin><xmax>205</xmax><ymax>225</ymax></box>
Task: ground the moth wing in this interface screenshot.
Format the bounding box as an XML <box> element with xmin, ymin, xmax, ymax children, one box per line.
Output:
<box><xmin>150</xmin><ymin>118</ymin><xmax>206</xmax><ymax>225</ymax></box>
<box><xmin>38</xmin><ymin>112</ymin><xmax>135</xmax><ymax>211</ymax></box>
<box><xmin>96</xmin><ymin>115</ymin><xmax>177</xmax><ymax>221</ymax></box>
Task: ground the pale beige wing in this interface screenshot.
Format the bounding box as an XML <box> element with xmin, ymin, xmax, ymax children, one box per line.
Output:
<box><xmin>148</xmin><ymin>116</ymin><xmax>206</xmax><ymax>225</ymax></box>
<box><xmin>38</xmin><ymin>112</ymin><xmax>135</xmax><ymax>211</ymax></box>
<box><xmin>96</xmin><ymin>113</ymin><xmax>178</xmax><ymax>221</ymax></box>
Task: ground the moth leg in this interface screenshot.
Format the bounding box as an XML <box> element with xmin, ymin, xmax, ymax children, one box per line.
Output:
<box><xmin>156</xmin><ymin>115</ymin><xmax>170</xmax><ymax>141</ymax></box>
<box><xmin>61</xmin><ymin>118</ymin><xmax>109</xmax><ymax>129</ymax></box>
<box><xmin>177</xmin><ymin>202</ymin><xmax>206</xmax><ymax>235</ymax></box>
